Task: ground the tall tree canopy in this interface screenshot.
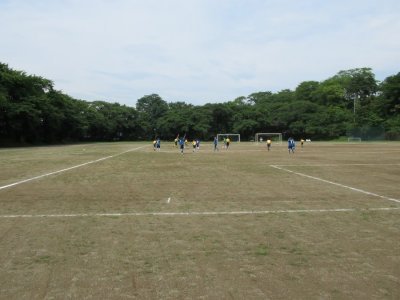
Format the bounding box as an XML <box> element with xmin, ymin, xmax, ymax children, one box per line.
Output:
<box><xmin>0</xmin><ymin>62</ymin><xmax>399</xmax><ymax>145</ymax></box>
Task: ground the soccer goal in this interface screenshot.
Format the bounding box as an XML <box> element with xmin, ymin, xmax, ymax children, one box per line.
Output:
<box><xmin>347</xmin><ymin>137</ymin><xmax>362</xmax><ymax>142</ymax></box>
<box><xmin>255</xmin><ymin>133</ymin><xmax>282</xmax><ymax>144</ymax></box>
<box><xmin>217</xmin><ymin>133</ymin><xmax>240</xmax><ymax>142</ymax></box>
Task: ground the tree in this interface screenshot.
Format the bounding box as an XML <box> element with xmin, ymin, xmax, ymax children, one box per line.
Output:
<box><xmin>204</xmin><ymin>103</ymin><xmax>234</xmax><ymax>136</ymax></box>
<box><xmin>312</xmin><ymin>78</ymin><xmax>346</xmax><ymax>107</ymax></box>
<box><xmin>333</xmin><ymin>68</ymin><xmax>378</xmax><ymax>121</ymax></box>
<box><xmin>295</xmin><ymin>81</ymin><xmax>319</xmax><ymax>102</ymax></box>
<box><xmin>188</xmin><ymin>106</ymin><xmax>211</xmax><ymax>139</ymax></box>
<box><xmin>156</xmin><ymin>102</ymin><xmax>193</xmax><ymax>139</ymax></box>
<box><xmin>246</xmin><ymin>91</ymin><xmax>273</xmax><ymax>105</ymax></box>
<box><xmin>378</xmin><ymin>72</ymin><xmax>400</xmax><ymax>116</ymax></box>
<box><xmin>229</xmin><ymin>101</ymin><xmax>260</xmax><ymax>139</ymax></box>
<box><xmin>136</xmin><ymin>94</ymin><xmax>168</xmax><ymax>139</ymax></box>
<box><xmin>1</xmin><ymin>62</ymin><xmax>398</xmax><ymax>144</ymax></box>
<box><xmin>0</xmin><ymin>63</ymin><xmax>54</xmax><ymax>143</ymax></box>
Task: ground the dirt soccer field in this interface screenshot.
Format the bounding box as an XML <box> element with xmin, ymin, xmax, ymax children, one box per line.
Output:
<box><xmin>0</xmin><ymin>141</ymin><xmax>399</xmax><ymax>299</ymax></box>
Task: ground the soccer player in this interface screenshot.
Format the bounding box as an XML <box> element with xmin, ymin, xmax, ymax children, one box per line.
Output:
<box><xmin>288</xmin><ymin>138</ymin><xmax>295</xmax><ymax>154</ymax></box>
<box><xmin>300</xmin><ymin>138</ymin><xmax>304</xmax><ymax>148</ymax></box>
<box><xmin>156</xmin><ymin>138</ymin><xmax>161</xmax><ymax>151</ymax></box>
<box><xmin>267</xmin><ymin>139</ymin><xmax>272</xmax><ymax>151</ymax></box>
<box><xmin>153</xmin><ymin>140</ymin><xmax>157</xmax><ymax>151</ymax></box>
<box><xmin>196</xmin><ymin>139</ymin><xmax>200</xmax><ymax>150</ymax></box>
<box><xmin>178</xmin><ymin>137</ymin><xmax>185</xmax><ymax>154</ymax></box>
<box><xmin>213</xmin><ymin>136</ymin><xmax>219</xmax><ymax>152</ymax></box>
<box><xmin>226</xmin><ymin>137</ymin><xmax>230</xmax><ymax>150</ymax></box>
<box><xmin>192</xmin><ymin>140</ymin><xmax>197</xmax><ymax>152</ymax></box>
<box><xmin>174</xmin><ymin>136</ymin><xmax>178</xmax><ymax>148</ymax></box>
<box><xmin>223</xmin><ymin>137</ymin><xmax>227</xmax><ymax>149</ymax></box>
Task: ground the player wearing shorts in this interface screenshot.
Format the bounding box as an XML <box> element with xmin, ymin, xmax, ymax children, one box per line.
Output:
<box><xmin>226</xmin><ymin>137</ymin><xmax>230</xmax><ymax>149</ymax></box>
<box><xmin>213</xmin><ymin>136</ymin><xmax>219</xmax><ymax>152</ymax></box>
<box><xmin>156</xmin><ymin>138</ymin><xmax>161</xmax><ymax>151</ymax></box>
<box><xmin>267</xmin><ymin>139</ymin><xmax>271</xmax><ymax>151</ymax></box>
<box><xmin>192</xmin><ymin>140</ymin><xmax>197</xmax><ymax>152</ymax></box>
<box><xmin>179</xmin><ymin>138</ymin><xmax>185</xmax><ymax>154</ymax></box>
<box><xmin>288</xmin><ymin>138</ymin><xmax>295</xmax><ymax>154</ymax></box>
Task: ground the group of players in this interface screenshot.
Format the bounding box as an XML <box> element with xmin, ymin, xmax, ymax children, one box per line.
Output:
<box><xmin>153</xmin><ymin>136</ymin><xmax>305</xmax><ymax>154</ymax></box>
<box><xmin>213</xmin><ymin>137</ymin><xmax>231</xmax><ymax>152</ymax></box>
<box><xmin>159</xmin><ymin>136</ymin><xmax>201</xmax><ymax>154</ymax></box>
<box><xmin>153</xmin><ymin>136</ymin><xmax>232</xmax><ymax>154</ymax></box>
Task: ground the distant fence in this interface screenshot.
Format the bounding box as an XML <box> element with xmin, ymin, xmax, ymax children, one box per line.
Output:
<box><xmin>347</xmin><ymin>126</ymin><xmax>400</xmax><ymax>141</ymax></box>
<box><xmin>385</xmin><ymin>132</ymin><xmax>400</xmax><ymax>141</ymax></box>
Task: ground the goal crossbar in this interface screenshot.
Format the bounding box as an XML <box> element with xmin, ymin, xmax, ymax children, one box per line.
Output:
<box><xmin>347</xmin><ymin>137</ymin><xmax>362</xmax><ymax>142</ymax></box>
<box><xmin>255</xmin><ymin>133</ymin><xmax>282</xmax><ymax>144</ymax></box>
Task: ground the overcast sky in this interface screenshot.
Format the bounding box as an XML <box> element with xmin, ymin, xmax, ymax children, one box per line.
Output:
<box><xmin>1</xmin><ymin>0</ymin><xmax>399</xmax><ymax>106</ymax></box>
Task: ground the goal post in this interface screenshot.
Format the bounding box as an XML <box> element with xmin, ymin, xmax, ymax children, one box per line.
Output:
<box><xmin>255</xmin><ymin>133</ymin><xmax>282</xmax><ymax>144</ymax></box>
<box><xmin>217</xmin><ymin>133</ymin><xmax>240</xmax><ymax>142</ymax></box>
<box><xmin>347</xmin><ymin>137</ymin><xmax>362</xmax><ymax>142</ymax></box>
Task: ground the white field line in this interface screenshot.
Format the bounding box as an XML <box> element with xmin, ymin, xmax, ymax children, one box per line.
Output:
<box><xmin>0</xmin><ymin>207</ymin><xmax>399</xmax><ymax>219</ymax></box>
<box><xmin>273</xmin><ymin>163</ymin><xmax>400</xmax><ymax>167</ymax></box>
<box><xmin>329</xmin><ymin>150</ymin><xmax>400</xmax><ymax>154</ymax></box>
<box><xmin>0</xmin><ymin>145</ymin><xmax>148</xmax><ymax>191</ymax></box>
<box><xmin>270</xmin><ymin>165</ymin><xmax>400</xmax><ymax>204</ymax></box>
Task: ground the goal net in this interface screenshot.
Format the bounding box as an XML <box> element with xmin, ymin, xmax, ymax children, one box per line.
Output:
<box><xmin>347</xmin><ymin>137</ymin><xmax>362</xmax><ymax>142</ymax></box>
<box><xmin>217</xmin><ymin>134</ymin><xmax>240</xmax><ymax>142</ymax></box>
<box><xmin>255</xmin><ymin>133</ymin><xmax>282</xmax><ymax>144</ymax></box>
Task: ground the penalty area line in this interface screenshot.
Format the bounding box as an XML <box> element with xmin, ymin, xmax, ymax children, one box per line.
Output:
<box><xmin>270</xmin><ymin>165</ymin><xmax>400</xmax><ymax>204</ymax></box>
<box><xmin>0</xmin><ymin>145</ymin><xmax>148</xmax><ymax>191</ymax></box>
<box><xmin>0</xmin><ymin>207</ymin><xmax>399</xmax><ymax>218</ymax></box>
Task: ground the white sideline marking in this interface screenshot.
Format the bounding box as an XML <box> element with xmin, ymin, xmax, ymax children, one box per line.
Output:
<box><xmin>270</xmin><ymin>165</ymin><xmax>400</xmax><ymax>204</ymax></box>
<box><xmin>0</xmin><ymin>207</ymin><xmax>399</xmax><ymax>218</ymax></box>
<box><xmin>0</xmin><ymin>145</ymin><xmax>148</xmax><ymax>191</ymax></box>
<box><xmin>274</xmin><ymin>163</ymin><xmax>400</xmax><ymax>167</ymax></box>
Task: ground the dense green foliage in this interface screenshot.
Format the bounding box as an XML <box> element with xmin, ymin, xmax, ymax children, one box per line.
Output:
<box><xmin>0</xmin><ymin>62</ymin><xmax>399</xmax><ymax>145</ymax></box>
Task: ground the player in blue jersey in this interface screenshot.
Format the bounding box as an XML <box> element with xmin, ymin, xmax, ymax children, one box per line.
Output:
<box><xmin>213</xmin><ymin>136</ymin><xmax>219</xmax><ymax>152</ymax></box>
<box><xmin>156</xmin><ymin>138</ymin><xmax>161</xmax><ymax>151</ymax></box>
<box><xmin>288</xmin><ymin>138</ymin><xmax>295</xmax><ymax>154</ymax></box>
<box><xmin>179</xmin><ymin>137</ymin><xmax>185</xmax><ymax>154</ymax></box>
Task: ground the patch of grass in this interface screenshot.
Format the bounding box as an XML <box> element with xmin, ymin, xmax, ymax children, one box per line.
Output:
<box><xmin>288</xmin><ymin>256</ymin><xmax>309</xmax><ymax>267</ymax></box>
<box><xmin>255</xmin><ymin>244</ymin><xmax>269</xmax><ymax>256</ymax></box>
<box><xmin>143</xmin><ymin>260</ymin><xmax>154</xmax><ymax>274</ymax></box>
<box><xmin>192</xmin><ymin>234</ymin><xmax>208</xmax><ymax>242</ymax></box>
<box><xmin>289</xmin><ymin>247</ymin><xmax>303</xmax><ymax>255</ymax></box>
<box><xmin>34</xmin><ymin>255</ymin><xmax>52</xmax><ymax>264</ymax></box>
<box><xmin>276</xmin><ymin>231</ymin><xmax>285</xmax><ymax>239</ymax></box>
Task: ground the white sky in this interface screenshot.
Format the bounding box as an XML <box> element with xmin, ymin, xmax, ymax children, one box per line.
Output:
<box><xmin>1</xmin><ymin>0</ymin><xmax>399</xmax><ymax>106</ymax></box>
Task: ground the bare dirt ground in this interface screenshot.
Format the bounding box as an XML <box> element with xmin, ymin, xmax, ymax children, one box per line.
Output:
<box><xmin>0</xmin><ymin>141</ymin><xmax>399</xmax><ymax>299</ymax></box>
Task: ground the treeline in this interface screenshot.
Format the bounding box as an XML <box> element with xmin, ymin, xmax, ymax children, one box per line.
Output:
<box><xmin>0</xmin><ymin>62</ymin><xmax>399</xmax><ymax>145</ymax></box>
